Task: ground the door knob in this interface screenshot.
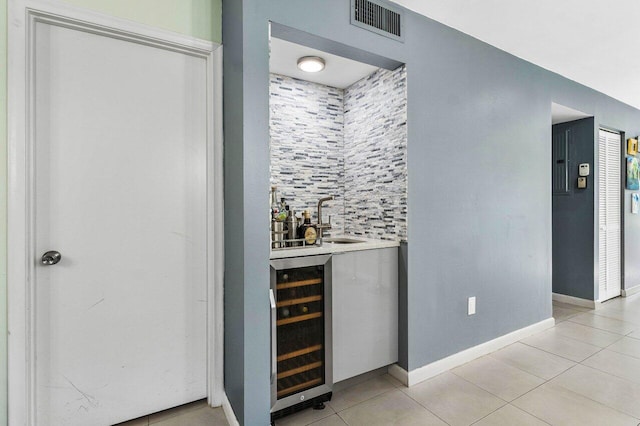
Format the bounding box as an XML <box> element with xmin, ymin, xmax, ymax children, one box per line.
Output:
<box><xmin>41</xmin><ymin>251</ymin><xmax>62</xmax><ymax>265</ymax></box>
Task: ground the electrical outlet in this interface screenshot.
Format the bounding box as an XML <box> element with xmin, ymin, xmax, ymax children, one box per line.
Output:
<box><xmin>468</xmin><ymin>297</ymin><xmax>476</xmax><ymax>316</ymax></box>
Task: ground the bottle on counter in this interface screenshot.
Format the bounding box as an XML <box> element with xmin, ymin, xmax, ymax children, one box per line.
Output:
<box><xmin>286</xmin><ymin>207</ymin><xmax>298</xmax><ymax>246</ymax></box>
<box><xmin>270</xmin><ymin>186</ymin><xmax>280</xmax><ymax>221</ymax></box>
<box><xmin>270</xmin><ymin>186</ymin><xmax>286</xmax><ymax>248</ymax></box>
<box><xmin>297</xmin><ymin>210</ymin><xmax>318</xmax><ymax>245</ymax></box>
<box><xmin>276</xmin><ymin>197</ymin><xmax>289</xmax><ymax>230</ymax></box>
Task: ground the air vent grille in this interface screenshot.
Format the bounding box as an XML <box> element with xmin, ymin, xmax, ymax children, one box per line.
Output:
<box><xmin>351</xmin><ymin>0</ymin><xmax>404</xmax><ymax>42</ymax></box>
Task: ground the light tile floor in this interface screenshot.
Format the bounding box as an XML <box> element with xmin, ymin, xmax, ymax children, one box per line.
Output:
<box><xmin>117</xmin><ymin>294</ymin><xmax>640</xmax><ymax>425</ymax></box>
<box><xmin>116</xmin><ymin>400</ymin><xmax>229</xmax><ymax>426</ymax></box>
<box><xmin>276</xmin><ymin>293</ymin><xmax>640</xmax><ymax>426</ymax></box>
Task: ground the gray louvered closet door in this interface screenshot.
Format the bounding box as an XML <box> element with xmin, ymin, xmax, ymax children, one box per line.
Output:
<box><xmin>598</xmin><ymin>129</ymin><xmax>621</xmax><ymax>301</ymax></box>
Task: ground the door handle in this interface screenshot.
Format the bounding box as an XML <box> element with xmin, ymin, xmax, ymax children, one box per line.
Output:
<box><xmin>269</xmin><ymin>289</ymin><xmax>277</xmax><ymax>385</ymax></box>
<box><xmin>41</xmin><ymin>251</ymin><xmax>62</xmax><ymax>265</ymax></box>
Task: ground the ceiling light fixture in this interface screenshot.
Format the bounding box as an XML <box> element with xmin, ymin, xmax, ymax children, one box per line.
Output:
<box><xmin>297</xmin><ymin>56</ymin><xmax>325</xmax><ymax>73</ymax></box>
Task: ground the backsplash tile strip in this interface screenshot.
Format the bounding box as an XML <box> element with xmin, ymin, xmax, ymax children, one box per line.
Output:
<box><xmin>269</xmin><ymin>66</ymin><xmax>407</xmax><ymax>241</ymax></box>
<box><xmin>269</xmin><ymin>74</ymin><xmax>345</xmax><ymax>231</ymax></box>
<box><xmin>344</xmin><ymin>66</ymin><xmax>407</xmax><ymax>241</ymax></box>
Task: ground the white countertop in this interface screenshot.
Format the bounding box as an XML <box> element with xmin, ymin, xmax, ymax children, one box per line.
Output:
<box><xmin>269</xmin><ymin>236</ymin><xmax>400</xmax><ymax>259</ymax></box>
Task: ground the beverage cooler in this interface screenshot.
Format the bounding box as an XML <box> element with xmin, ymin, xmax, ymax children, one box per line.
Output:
<box><xmin>269</xmin><ymin>255</ymin><xmax>332</xmax><ymax>419</ymax></box>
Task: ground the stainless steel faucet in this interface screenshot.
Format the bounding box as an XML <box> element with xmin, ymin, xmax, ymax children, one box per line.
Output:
<box><xmin>317</xmin><ymin>196</ymin><xmax>335</xmax><ymax>239</ymax></box>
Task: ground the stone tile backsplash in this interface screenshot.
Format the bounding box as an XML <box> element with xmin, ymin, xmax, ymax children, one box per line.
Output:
<box><xmin>269</xmin><ymin>74</ymin><xmax>345</xmax><ymax>232</ymax></box>
<box><xmin>344</xmin><ymin>66</ymin><xmax>408</xmax><ymax>241</ymax></box>
<box><xmin>269</xmin><ymin>65</ymin><xmax>407</xmax><ymax>241</ymax></box>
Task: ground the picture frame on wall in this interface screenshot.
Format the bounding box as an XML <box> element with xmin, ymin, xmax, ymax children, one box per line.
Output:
<box><xmin>628</xmin><ymin>138</ymin><xmax>638</xmax><ymax>156</ymax></box>
<box><xmin>627</xmin><ymin>157</ymin><xmax>640</xmax><ymax>190</ymax></box>
<box><xmin>633</xmin><ymin>193</ymin><xmax>640</xmax><ymax>214</ymax></box>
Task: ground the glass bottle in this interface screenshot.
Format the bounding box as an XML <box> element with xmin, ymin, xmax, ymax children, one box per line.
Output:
<box><xmin>297</xmin><ymin>210</ymin><xmax>318</xmax><ymax>245</ymax></box>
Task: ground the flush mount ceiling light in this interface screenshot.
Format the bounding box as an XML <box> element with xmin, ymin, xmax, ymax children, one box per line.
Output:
<box><xmin>297</xmin><ymin>56</ymin><xmax>325</xmax><ymax>73</ymax></box>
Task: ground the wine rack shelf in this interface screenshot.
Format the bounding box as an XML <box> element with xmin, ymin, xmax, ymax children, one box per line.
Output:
<box><xmin>277</xmin><ymin>312</ymin><xmax>322</xmax><ymax>326</ymax></box>
<box><xmin>278</xmin><ymin>361</ymin><xmax>323</xmax><ymax>380</ymax></box>
<box><xmin>277</xmin><ymin>295</ymin><xmax>322</xmax><ymax>307</ymax></box>
<box><xmin>277</xmin><ymin>344</ymin><xmax>323</xmax><ymax>362</ymax></box>
<box><xmin>276</xmin><ymin>278</ymin><xmax>322</xmax><ymax>290</ymax></box>
<box><xmin>277</xmin><ymin>378</ymin><xmax>323</xmax><ymax>399</ymax></box>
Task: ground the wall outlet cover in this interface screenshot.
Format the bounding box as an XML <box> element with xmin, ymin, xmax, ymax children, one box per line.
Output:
<box><xmin>468</xmin><ymin>297</ymin><xmax>476</xmax><ymax>316</ymax></box>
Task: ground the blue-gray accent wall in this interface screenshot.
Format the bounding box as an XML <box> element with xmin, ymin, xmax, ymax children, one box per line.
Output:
<box><xmin>222</xmin><ymin>1</ymin><xmax>640</xmax><ymax>423</ymax></box>
<box><xmin>552</xmin><ymin>118</ymin><xmax>596</xmax><ymax>301</ymax></box>
<box><xmin>398</xmin><ymin>242</ymin><xmax>408</xmax><ymax>369</ymax></box>
<box><xmin>222</xmin><ymin>1</ymin><xmax>271</xmax><ymax>424</ymax></box>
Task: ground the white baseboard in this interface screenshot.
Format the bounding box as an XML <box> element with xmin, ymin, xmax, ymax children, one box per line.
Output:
<box><xmin>388</xmin><ymin>318</ymin><xmax>555</xmax><ymax>387</ymax></box>
<box><xmin>552</xmin><ymin>292</ymin><xmax>600</xmax><ymax>309</ymax></box>
<box><xmin>388</xmin><ymin>364</ymin><xmax>409</xmax><ymax>386</ymax></box>
<box><xmin>222</xmin><ymin>393</ymin><xmax>240</xmax><ymax>426</ymax></box>
<box><xmin>622</xmin><ymin>285</ymin><xmax>640</xmax><ymax>297</ymax></box>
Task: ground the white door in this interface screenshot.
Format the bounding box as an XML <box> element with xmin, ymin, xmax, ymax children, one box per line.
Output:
<box><xmin>598</xmin><ymin>129</ymin><xmax>622</xmax><ymax>302</ymax></box>
<box><xmin>33</xmin><ymin>20</ymin><xmax>207</xmax><ymax>425</ymax></box>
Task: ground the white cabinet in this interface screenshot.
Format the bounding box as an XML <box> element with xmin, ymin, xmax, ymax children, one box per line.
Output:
<box><xmin>331</xmin><ymin>247</ymin><xmax>398</xmax><ymax>382</ymax></box>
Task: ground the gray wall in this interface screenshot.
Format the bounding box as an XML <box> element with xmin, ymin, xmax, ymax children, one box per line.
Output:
<box><xmin>223</xmin><ymin>1</ymin><xmax>640</xmax><ymax>423</ymax></box>
<box><xmin>222</xmin><ymin>1</ymin><xmax>271</xmax><ymax>424</ymax></box>
<box><xmin>552</xmin><ymin>118</ymin><xmax>595</xmax><ymax>300</ymax></box>
<box><xmin>398</xmin><ymin>242</ymin><xmax>408</xmax><ymax>369</ymax></box>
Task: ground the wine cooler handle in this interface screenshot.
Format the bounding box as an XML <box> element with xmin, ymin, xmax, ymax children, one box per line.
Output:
<box><xmin>269</xmin><ymin>288</ymin><xmax>277</xmax><ymax>385</ymax></box>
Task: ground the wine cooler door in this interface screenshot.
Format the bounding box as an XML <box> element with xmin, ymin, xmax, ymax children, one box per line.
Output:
<box><xmin>270</xmin><ymin>255</ymin><xmax>332</xmax><ymax>412</ymax></box>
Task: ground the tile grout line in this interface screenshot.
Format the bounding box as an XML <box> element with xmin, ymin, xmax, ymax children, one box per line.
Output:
<box><xmin>543</xmin><ymin>366</ymin><xmax>640</xmax><ymax>422</ymax></box>
<box><xmin>404</xmin><ymin>371</ymin><xmax>510</xmax><ymax>423</ymax></box>
<box><xmin>546</xmin><ymin>313</ymin><xmax>640</xmax><ymax>422</ymax></box>
<box><xmin>577</xmin><ymin>355</ymin><xmax>640</xmax><ymax>389</ymax></box>
<box><xmin>334</xmin><ymin>410</ymin><xmax>349</xmax><ymax>426</ymax></box>
<box><xmin>555</xmin><ymin>319</ymin><xmax>628</xmax><ymax>338</ymax></box>
<box><xmin>507</xmin><ymin>363</ymin><xmax>585</xmax><ymax>425</ymax></box>
<box><xmin>395</xmin><ymin>389</ymin><xmax>454</xmax><ymax>426</ymax></box>
<box><xmin>565</xmin><ymin>316</ymin><xmax>638</xmax><ymax>335</ymax></box>
<box><xmin>485</xmin><ymin>347</ymin><xmax>576</xmax><ymax>382</ymax></box>
<box><xmin>328</xmin><ymin>384</ymin><xmax>453</xmax><ymax>426</ymax></box>
<box><xmin>518</xmin><ymin>339</ymin><xmax>594</xmax><ymax>363</ymax></box>
<box><xmin>468</xmin><ymin>403</ymin><xmax>552</xmax><ymax>426</ymax></box>
<box><xmin>454</xmin><ymin>360</ymin><xmax>553</xmax><ymax>405</ymax></box>
<box><xmin>305</xmin><ymin>376</ymin><xmax>400</xmax><ymax>425</ymax></box>
<box><xmin>490</xmin><ymin>352</ymin><xmax>578</xmax><ymax>384</ymax></box>
<box><xmin>519</xmin><ymin>325</ymin><xmax>624</xmax><ymax>360</ymax></box>
<box><xmin>590</xmin><ymin>310</ymin><xmax>640</xmax><ymax>325</ymax></box>
<box><xmin>326</xmin><ymin>379</ymin><xmax>399</xmax><ymax>415</ymax></box>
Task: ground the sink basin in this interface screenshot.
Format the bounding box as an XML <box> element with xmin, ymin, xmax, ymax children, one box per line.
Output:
<box><xmin>324</xmin><ymin>237</ymin><xmax>366</xmax><ymax>244</ymax></box>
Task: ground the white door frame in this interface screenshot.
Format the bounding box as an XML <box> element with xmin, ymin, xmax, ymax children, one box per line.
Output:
<box><xmin>7</xmin><ymin>1</ymin><xmax>224</xmax><ymax>424</ymax></box>
<box><xmin>595</xmin><ymin>127</ymin><xmax>622</xmax><ymax>302</ymax></box>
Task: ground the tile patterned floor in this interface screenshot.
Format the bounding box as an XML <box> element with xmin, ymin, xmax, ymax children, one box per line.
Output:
<box><xmin>115</xmin><ymin>400</ymin><xmax>229</xmax><ymax>426</ymax></box>
<box><xmin>117</xmin><ymin>294</ymin><xmax>640</xmax><ymax>425</ymax></box>
<box><xmin>276</xmin><ymin>293</ymin><xmax>640</xmax><ymax>426</ymax></box>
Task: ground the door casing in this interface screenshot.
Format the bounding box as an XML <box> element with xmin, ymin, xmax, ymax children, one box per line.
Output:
<box><xmin>595</xmin><ymin>126</ymin><xmax>624</xmax><ymax>302</ymax></box>
<box><xmin>7</xmin><ymin>1</ymin><xmax>225</xmax><ymax>424</ymax></box>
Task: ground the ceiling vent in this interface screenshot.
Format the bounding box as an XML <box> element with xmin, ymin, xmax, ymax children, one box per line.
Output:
<box><xmin>351</xmin><ymin>0</ymin><xmax>404</xmax><ymax>42</ymax></box>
